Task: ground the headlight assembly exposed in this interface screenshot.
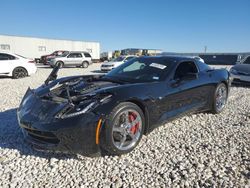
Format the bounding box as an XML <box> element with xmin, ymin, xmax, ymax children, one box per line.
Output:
<box><xmin>56</xmin><ymin>94</ymin><xmax>113</xmax><ymax>119</ymax></box>
<box><xmin>60</xmin><ymin>102</ymin><xmax>96</xmax><ymax>119</ymax></box>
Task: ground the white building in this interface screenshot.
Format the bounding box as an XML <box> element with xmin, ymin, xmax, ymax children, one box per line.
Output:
<box><xmin>0</xmin><ymin>34</ymin><xmax>100</xmax><ymax>59</ymax></box>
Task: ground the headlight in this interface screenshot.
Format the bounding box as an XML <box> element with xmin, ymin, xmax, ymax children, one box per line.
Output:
<box><xmin>56</xmin><ymin>94</ymin><xmax>112</xmax><ymax>119</ymax></box>
<box><xmin>59</xmin><ymin>102</ymin><xmax>96</xmax><ymax>119</ymax></box>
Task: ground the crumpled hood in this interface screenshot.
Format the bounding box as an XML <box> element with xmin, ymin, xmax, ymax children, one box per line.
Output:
<box><xmin>232</xmin><ymin>64</ymin><xmax>250</xmax><ymax>73</ymax></box>
<box><xmin>36</xmin><ymin>75</ymin><xmax>120</xmax><ymax>99</ymax></box>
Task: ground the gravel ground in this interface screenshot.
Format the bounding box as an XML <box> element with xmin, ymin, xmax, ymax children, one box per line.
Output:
<box><xmin>0</xmin><ymin>64</ymin><xmax>249</xmax><ymax>187</ymax></box>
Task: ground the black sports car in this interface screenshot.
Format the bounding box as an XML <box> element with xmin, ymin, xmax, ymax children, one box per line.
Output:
<box><xmin>17</xmin><ymin>56</ymin><xmax>230</xmax><ymax>155</ymax></box>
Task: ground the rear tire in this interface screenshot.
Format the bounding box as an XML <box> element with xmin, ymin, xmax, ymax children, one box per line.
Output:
<box><xmin>211</xmin><ymin>83</ymin><xmax>228</xmax><ymax>114</ymax></box>
<box><xmin>82</xmin><ymin>61</ymin><xmax>89</xmax><ymax>68</ymax></box>
<box><xmin>100</xmin><ymin>102</ymin><xmax>145</xmax><ymax>155</ymax></box>
<box><xmin>12</xmin><ymin>67</ymin><xmax>28</xmax><ymax>79</ymax></box>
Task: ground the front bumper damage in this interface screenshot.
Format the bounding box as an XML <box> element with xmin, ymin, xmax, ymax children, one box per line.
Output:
<box><xmin>17</xmin><ymin>88</ymin><xmax>103</xmax><ymax>155</ymax></box>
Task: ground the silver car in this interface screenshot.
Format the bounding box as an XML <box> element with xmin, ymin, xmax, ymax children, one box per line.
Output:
<box><xmin>230</xmin><ymin>56</ymin><xmax>250</xmax><ymax>84</ymax></box>
<box><xmin>50</xmin><ymin>51</ymin><xmax>92</xmax><ymax>68</ymax></box>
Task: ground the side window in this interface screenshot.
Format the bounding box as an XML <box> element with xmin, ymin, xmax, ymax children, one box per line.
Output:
<box><xmin>68</xmin><ymin>53</ymin><xmax>82</xmax><ymax>58</ymax></box>
<box><xmin>174</xmin><ymin>61</ymin><xmax>198</xmax><ymax>80</ymax></box>
<box><xmin>244</xmin><ymin>56</ymin><xmax>250</xmax><ymax>64</ymax></box>
<box><xmin>0</xmin><ymin>53</ymin><xmax>16</xmax><ymax>60</ymax></box>
<box><xmin>84</xmin><ymin>53</ymin><xmax>92</xmax><ymax>58</ymax></box>
<box><xmin>76</xmin><ymin>53</ymin><xmax>82</xmax><ymax>58</ymax></box>
<box><xmin>0</xmin><ymin>53</ymin><xmax>7</xmax><ymax>60</ymax></box>
<box><xmin>197</xmin><ymin>60</ymin><xmax>211</xmax><ymax>72</ymax></box>
<box><xmin>67</xmin><ymin>53</ymin><xmax>74</xmax><ymax>58</ymax></box>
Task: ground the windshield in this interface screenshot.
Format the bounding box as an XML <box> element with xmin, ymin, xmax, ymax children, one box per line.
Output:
<box><xmin>105</xmin><ymin>57</ymin><xmax>174</xmax><ymax>83</ymax></box>
<box><xmin>60</xmin><ymin>51</ymin><xmax>70</xmax><ymax>57</ymax></box>
<box><xmin>243</xmin><ymin>56</ymin><xmax>250</xmax><ymax>64</ymax></box>
<box><xmin>111</xmin><ymin>56</ymin><xmax>125</xmax><ymax>62</ymax></box>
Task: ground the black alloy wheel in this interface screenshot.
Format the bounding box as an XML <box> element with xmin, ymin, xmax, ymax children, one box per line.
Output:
<box><xmin>12</xmin><ymin>67</ymin><xmax>28</xmax><ymax>79</ymax></box>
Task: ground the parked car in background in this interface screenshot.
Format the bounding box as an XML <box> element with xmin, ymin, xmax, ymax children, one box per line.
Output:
<box><xmin>101</xmin><ymin>55</ymin><xmax>136</xmax><ymax>72</ymax></box>
<box><xmin>49</xmin><ymin>51</ymin><xmax>92</xmax><ymax>68</ymax></box>
<box><xmin>40</xmin><ymin>50</ymin><xmax>69</xmax><ymax>65</ymax></box>
<box><xmin>46</xmin><ymin>51</ymin><xmax>69</xmax><ymax>65</ymax></box>
<box><xmin>195</xmin><ymin>56</ymin><xmax>205</xmax><ymax>63</ymax></box>
<box><xmin>199</xmin><ymin>54</ymin><xmax>238</xmax><ymax>65</ymax></box>
<box><xmin>0</xmin><ymin>52</ymin><xmax>37</xmax><ymax>79</ymax></box>
<box><xmin>230</xmin><ymin>56</ymin><xmax>250</xmax><ymax>84</ymax></box>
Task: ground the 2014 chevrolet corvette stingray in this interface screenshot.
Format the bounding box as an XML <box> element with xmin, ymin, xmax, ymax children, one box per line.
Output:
<box><xmin>18</xmin><ymin>56</ymin><xmax>230</xmax><ymax>155</ymax></box>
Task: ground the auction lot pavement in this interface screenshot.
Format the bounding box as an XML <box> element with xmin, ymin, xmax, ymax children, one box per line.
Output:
<box><xmin>0</xmin><ymin>64</ymin><xmax>249</xmax><ymax>187</ymax></box>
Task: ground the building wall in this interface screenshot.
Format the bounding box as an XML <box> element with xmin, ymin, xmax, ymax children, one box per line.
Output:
<box><xmin>0</xmin><ymin>35</ymin><xmax>100</xmax><ymax>59</ymax></box>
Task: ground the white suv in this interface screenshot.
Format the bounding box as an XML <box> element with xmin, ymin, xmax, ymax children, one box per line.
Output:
<box><xmin>0</xmin><ymin>52</ymin><xmax>37</xmax><ymax>79</ymax></box>
<box><xmin>49</xmin><ymin>51</ymin><xmax>92</xmax><ymax>68</ymax></box>
<box><xmin>101</xmin><ymin>55</ymin><xmax>136</xmax><ymax>72</ymax></box>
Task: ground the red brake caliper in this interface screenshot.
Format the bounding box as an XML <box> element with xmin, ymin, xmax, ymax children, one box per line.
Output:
<box><xmin>129</xmin><ymin>112</ymin><xmax>139</xmax><ymax>134</ymax></box>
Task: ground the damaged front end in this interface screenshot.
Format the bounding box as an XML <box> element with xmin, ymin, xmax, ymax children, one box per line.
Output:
<box><xmin>17</xmin><ymin>65</ymin><xmax>117</xmax><ymax>155</ymax></box>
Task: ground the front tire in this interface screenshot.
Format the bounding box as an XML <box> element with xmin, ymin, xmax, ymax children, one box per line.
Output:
<box><xmin>211</xmin><ymin>83</ymin><xmax>228</xmax><ymax>114</ymax></box>
<box><xmin>100</xmin><ymin>102</ymin><xmax>145</xmax><ymax>155</ymax></box>
<box><xmin>56</xmin><ymin>61</ymin><xmax>64</xmax><ymax>68</ymax></box>
<box><xmin>12</xmin><ymin>67</ymin><xmax>28</xmax><ymax>79</ymax></box>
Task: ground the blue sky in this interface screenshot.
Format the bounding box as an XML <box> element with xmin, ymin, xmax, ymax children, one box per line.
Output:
<box><xmin>1</xmin><ymin>0</ymin><xmax>250</xmax><ymax>52</ymax></box>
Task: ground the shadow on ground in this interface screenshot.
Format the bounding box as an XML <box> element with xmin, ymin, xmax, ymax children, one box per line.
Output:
<box><xmin>232</xmin><ymin>83</ymin><xmax>250</xmax><ymax>88</ymax></box>
<box><xmin>0</xmin><ymin>108</ymin><xmax>111</xmax><ymax>159</ymax></box>
<box><xmin>0</xmin><ymin>76</ymin><xmax>12</xmax><ymax>79</ymax></box>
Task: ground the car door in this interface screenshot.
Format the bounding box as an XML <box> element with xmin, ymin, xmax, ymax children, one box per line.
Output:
<box><xmin>65</xmin><ymin>53</ymin><xmax>82</xmax><ymax>66</ymax></box>
<box><xmin>74</xmin><ymin>53</ymin><xmax>83</xmax><ymax>65</ymax></box>
<box><xmin>158</xmin><ymin>61</ymin><xmax>210</xmax><ymax>123</ymax></box>
<box><xmin>0</xmin><ymin>53</ymin><xmax>15</xmax><ymax>74</ymax></box>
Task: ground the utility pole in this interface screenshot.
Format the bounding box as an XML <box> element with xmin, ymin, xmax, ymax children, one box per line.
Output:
<box><xmin>204</xmin><ymin>46</ymin><xmax>207</xmax><ymax>53</ymax></box>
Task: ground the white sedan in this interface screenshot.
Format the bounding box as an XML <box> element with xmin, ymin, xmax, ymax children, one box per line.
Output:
<box><xmin>0</xmin><ymin>52</ymin><xmax>37</xmax><ymax>79</ymax></box>
<box><xmin>230</xmin><ymin>56</ymin><xmax>250</xmax><ymax>84</ymax></box>
<box><xmin>101</xmin><ymin>55</ymin><xmax>136</xmax><ymax>72</ymax></box>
